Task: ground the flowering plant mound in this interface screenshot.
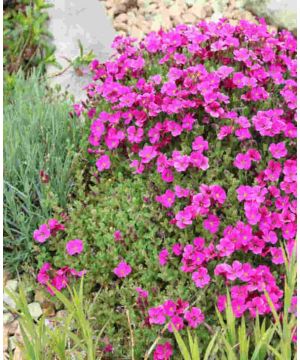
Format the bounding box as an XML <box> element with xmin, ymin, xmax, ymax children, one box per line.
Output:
<box><xmin>34</xmin><ymin>19</ymin><xmax>296</xmax><ymax>357</ymax></box>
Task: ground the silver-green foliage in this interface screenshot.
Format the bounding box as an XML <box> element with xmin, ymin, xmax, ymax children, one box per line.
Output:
<box><xmin>4</xmin><ymin>70</ymin><xmax>82</xmax><ymax>271</ymax></box>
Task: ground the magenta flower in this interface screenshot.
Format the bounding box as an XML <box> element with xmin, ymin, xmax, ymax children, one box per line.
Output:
<box><xmin>139</xmin><ymin>145</ymin><xmax>158</xmax><ymax>163</ymax></box>
<box><xmin>113</xmin><ymin>261</ymin><xmax>132</xmax><ymax>278</ymax></box>
<box><xmin>168</xmin><ymin>315</ymin><xmax>184</xmax><ymax>332</ymax></box>
<box><xmin>184</xmin><ymin>307</ymin><xmax>204</xmax><ymax>328</ymax></box>
<box><xmin>234</xmin><ymin>153</ymin><xmax>252</xmax><ymax>170</ymax></box>
<box><xmin>149</xmin><ymin>306</ymin><xmax>166</xmax><ymax>325</ymax></box>
<box><xmin>203</xmin><ymin>214</ymin><xmax>220</xmax><ymax>234</ymax></box>
<box><xmin>37</xmin><ymin>262</ymin><xmax>52</xmax><ymax>284</ymax></box>
<box><xmin>135</xmin><ymin>287</ymin><xmax>148</xmax><ymax>298</ymax></box>
<box><xmin>155</xmin><ymin>190</ymin><xmax>175</xmax><ymax>208</ymax></box>
<box><xmin>96</xmin><ymin>154</ymin><xmax>111</xmax><ymax>172</ymax></box>
<box><xmin>192</xmin><ymin>267</ymin><xmax>211</xmax><ymax>288</ymax></box>
<box><xmin>232</xmin><ymin>298</ymin><xmax>247</xmax><ymax>318</ymax></box>
<box><xmin>269</xmin><ymin>142</ymin><xmax>288</xmax><ymax>159</ymax></box>
<box><xmin>163</xmin><ymin>300</ymin><xmax>177</xmax><ymax>317</ymax></box>
<box><xmin>33</xmin><ymin>224</ymin><xmax>51</xmax><ymax>243</ymax></box>
<box><xmin>114</xmin><ymin>230</ymin><xmax>123</xmax><ymax>242</ymax></box>
<box><xmin>158</xmin><ymin>249</ymin><xmax>169</xmax><ymax>266</ymax></box>
<box><xmin>66</xmin><ymin>239</ymin><xmax>84</xmax><ymax>256</ymax></box>
<box><xmin>154</xmin><ymin>342</ymin><xmax>173</xmax><ymax>360</ymax></box>
<box><xmin>172</xmin><ymin>152</ymin><xmax>190</xmax><ymax>172</ymax></box>
<box><xmin>217</xmin><ymin>295</ymin><xmax>227</xmax><ymax>312</ymax></box>
<box><xmin>270</xmin><ymin>247</ymin><xmax>284</xmax><ymax>264</ymax></box>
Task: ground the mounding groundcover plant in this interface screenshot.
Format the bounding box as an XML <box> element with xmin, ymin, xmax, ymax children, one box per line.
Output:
<box><xmin>32</xmin><ymin>19</ymin><xmax>296</xmax><ymax>358</ymax></box>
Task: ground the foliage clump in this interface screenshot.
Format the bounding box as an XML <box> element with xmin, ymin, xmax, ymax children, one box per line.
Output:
<box><xmin>32</xmin><ymin>19</ymin><xmax>296</xmax><ymax>358</ymax></box>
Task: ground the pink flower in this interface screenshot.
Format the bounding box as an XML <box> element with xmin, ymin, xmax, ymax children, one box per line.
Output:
<box><xmin>174</xmin><ymin>185</ymin><xmax>190</xmax><ymax>198</ymax></box>
<box><xmin>270</xmin><ymin>247</ymin><xmax>284</xmax><ymax>264</ymax></box>
<box><xmin>136</xmin><ymin>287</ymin><xmax>149</xmax><ymax>298</ymax></box>
<box><xmin>172</xmin><ymin>243</ymin><xmax>183</xmax><ymax>256</ymax></box>
<box><xmin>192</xmin><ymin>136</ymin><xmax>209</xmax><ymax>152</ymax></box>
<box><xmin>51</xmin><ymin>274</ymin><xmax>68</xmax><ymax>292</ymax></box>
<box><xmin>158</xmin><ymin>249</ymin><xmax>169</xmax><ymax>266</ymax></box>
<box><xmin>262</xmin><ymin>231</ymin><xmax>278</xmax><ymax>244</ymax></box>
<box><xmin>236</xmin><ymin>185</ymin><xmax>253</xmax><ymax>202</ymax></box>
<box><xmin>149</xmin><ymin>306</ymin><xmax>166</xmax><ymax>325</ymax></box>
<box><xmin>203</xmin><ymin>214</ymin><xmax>220</xmax><ymax>234</ymax></box>
<box><xmin>172</xmin><ymin>152</ymin><xmax>190</xmax><ymax>172</ymax></box>
<box><xmin>184</xmin><ymin>307</ymin><xmax>204</xmax><ymax>328</ymax></box>
<box><xmin>113</xmin><ymin>261</ymin><xmax>132</xmax><ymax>278</ymax></box>
<box><xmin>154</xmin><ymin>342</ymin><xmax>173</xmax><ymax>360</ymax></box>
<box><xmin>163</xmin><ymin>300</ymin><xmax>177</xmax><ymax>316</ymax></box>
<box><xmin>189</xmin><ymin>152</ymin><xmax>209</xmax><ymax>170</ymax></box>
<box><xmin>217</xmin><ymin>295</ymin><xmax>227</xmax><ymax>312</ymax></box>
<box><xmin>232</xmin><ymin>298</ymin><xmax>247</xmax><ymax>318</ymax></box>
<box><xmin>48</xmin><ymin>219</ymin><xmax>65</xmax><ymax>234</ymax></box>
<box><xmin>269</xmin><ymin>142</ymin><xmax>288</xmax><ymax>159</ymax></box>
<box><xmin>114</xmin><ymin>230</ymin><xmax>123</xmax><ymax>242</ymax></box>
<box><xmin>175</xmin><ymin>208</ymin><xmax>193</xmax><ymax>229</ymax></box>
<box><xmin>37</xmin><ymin>263</ymin><xmax>52</xmax><ymax>284</ymax></box>
<box><xmin>234</xmin><ymin>153</ymin><xmax>252</xmax><ymax>170</ymax></box>
<box><xmin>192</xmin><ymin>267</ymin><xmax>211</xmax><ymax>288</ymax></box>
<box><xmin>96</xmin><ymin>155</ymin><xmax>111</xmax><ymax>172</ymax></box>
<box><xmin>247</xmin><ymin>149</ymin><xmax>261</xmax><ymax>163</ymax></box>
<box><xmin>33</xmin><ymin>224</ymin><xmax>51</xmax><ymax>243</ymax></box>
<box><xmin>211</xmin><ymin>185</ymin><xmax>226</xmax><ymax>204</ymax></box>
<box><xmin>139</xmin><ymin>145</ymin><xmax>158</xmax><ymax>163</ymax></box>
<box><xmin>168</xmin><ymin>315</ymin><xmax>184</xmax><ymax>332</ymax></box>
<box><xmin>155</xmin><ymin>190</ymin><xmax>175</xmax><ymax>208</ymax></box>
<box><xmin>66</xmin><ymin>239</ymin><xmax>84</xmax><ymax>256</ymax></box>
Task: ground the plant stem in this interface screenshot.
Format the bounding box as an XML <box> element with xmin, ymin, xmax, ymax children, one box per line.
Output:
<box><xmin>126</xmin><ymin>309</ymin><xmax>135</xmax><ymax>360</ymax></box>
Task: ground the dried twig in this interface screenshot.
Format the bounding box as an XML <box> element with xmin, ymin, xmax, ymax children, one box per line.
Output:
<box><xmin>144</xmin><ymin>322</ymin><xmax>169</xmax><ymax>360</ymax></box>
<box><xmin>126</xmin><ymin>309</ymin><xmax>135</xmax><ymax>360</ymax></box>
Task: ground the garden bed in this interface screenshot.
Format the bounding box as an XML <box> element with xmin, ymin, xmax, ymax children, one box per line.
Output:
<box><xmin>3</xmin><ymin>3</ymin><xmax>297</xmax><ymax>359</ymax></box>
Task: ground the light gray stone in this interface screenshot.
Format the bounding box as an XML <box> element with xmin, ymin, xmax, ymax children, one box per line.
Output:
<box><xmin>46</xmin><ymin>0</ymin><xmax>116</xmax><ymax>101</ymax></box>
<box><xmin>9</xmin><ymin>336</ymin><xmax>17</xmax><ymax>351</ymax></box>
<box><xmin>5</xmin><ymin>280</ymin><xmax>18</xmax><ymax>293</ymax></box>
<box><xmin>3</xmin><ymin>294</ymin><xmax>16</xmax><ymax>311</ymax></box>
<box><xmin>28</xmin><ymin>302</ymin><xmax>43</xmax><ymax>320</ymax></box>
<box><xmin>3</xmin><ymin>313</ymin><xmax>14</xmax><ymax>325</ymax></box>
<box><xmin>238</xmin><ymin>0</ymin><xmax>296</xmax><ymax>32</ymax></box>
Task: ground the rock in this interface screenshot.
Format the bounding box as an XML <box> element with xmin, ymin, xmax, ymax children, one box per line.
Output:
<box><xmin>14</xmin><ymin>324</ymin><xmax>23</xmax><ymax>344</ymax></box>
<box><xmin>56</xmin><ymin>310</ymin><xmax>68</xmax><ymax>319</ymax></box>
<box><xmin>182</xmin><ymin>13</ymin><xmax>197</xmax><ymax>24</ymax></box>
<box><xmin>241</xmin><ymin>0</ymin><xmax>296</xmax><ymax>33</ymax></box>
<box><xmin>5</xmin><ymin>280</ymin><xmax>18</xmax><ymax>292</ymax></box>
<box><xmin>46</xmin><ymin>0</ymin><xmax>116</xmax><ymax>101</ymax></box>
<box><xmin>127</xmin><ymin>10</ymin><xmax>138</xmax><ymax>24</ymax></box>
<box><xmin>150</xmin><ymin>12</ymin><xmax>172</xmax><ymax>32</ymax></box>
<box><xmin>131</xmin><ymin>26</ymin><xmax>144</xmax><ymax>39</ymax></box>
<box><xmin>9</xmin><ymin>336</ymin><xmax>17</xmax><ymax>351</ymax></box>
<box><xmin>34</xmin><ymin>289</ymin><xmax>48</xmax><ymax>305</ymax></box>
<box><xmin>28</xmin><ymin>302</ymin><xmax>43</xmax><ymax>320</ymax></box>
<box><xmin>142</xmin><ymin>2</ymin><xmax>158</xmax><ymax>14</ymax></box>
<box><xmin>115</xmin><ymin>13</ymin><xmax>128</xmax><ymax>23</ymax></box>
<box><xmin>224</xmin><ymin>8</ymin><xmax>257</xmax><ymax>22</ymax></box>
<box><xmin>4</xmin><ymin>293</ymin><xmax>16</xmax><ymax>311</ymax></box>
<box><xmin>7</xmin><ymin>320</ymin><xmax>19</xmax><ymax>336</ymax></box>
<box><xmin>117</xmin><ymin>30</ymin><xmax>128</xmax><ymax>37</ymax></box>
<box><xmin>168</xmin><ymin>3</ymin><xmax>184</xmax><ymax>18</ymax></box>
<box><xmin>13</xmin><ymin>347</ymin><xmax>23</xmax><ymax>360</ymax></box>
<box><xmin>4</xmin><ymin>313</ymin><xmax>14</xmax><ymax>325</ymax></box>
<box><xmin>114</xmin><ymin>21</ymin><xmax>129</xmax><ymax>32</ymax></box>
<box><xmin>41</xmin><ymin>301</ymin><xmax>56</xmax><ymax>317</ymax></box>
<box><xmin>188</xmin><ymin>3</ymin><xmax>208</xmax><ymax>19</ymax></box>
<box><xmin>3</xmin><ymin>328</ymin><xmax>9</xmax><ymax>352</ymax></box>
